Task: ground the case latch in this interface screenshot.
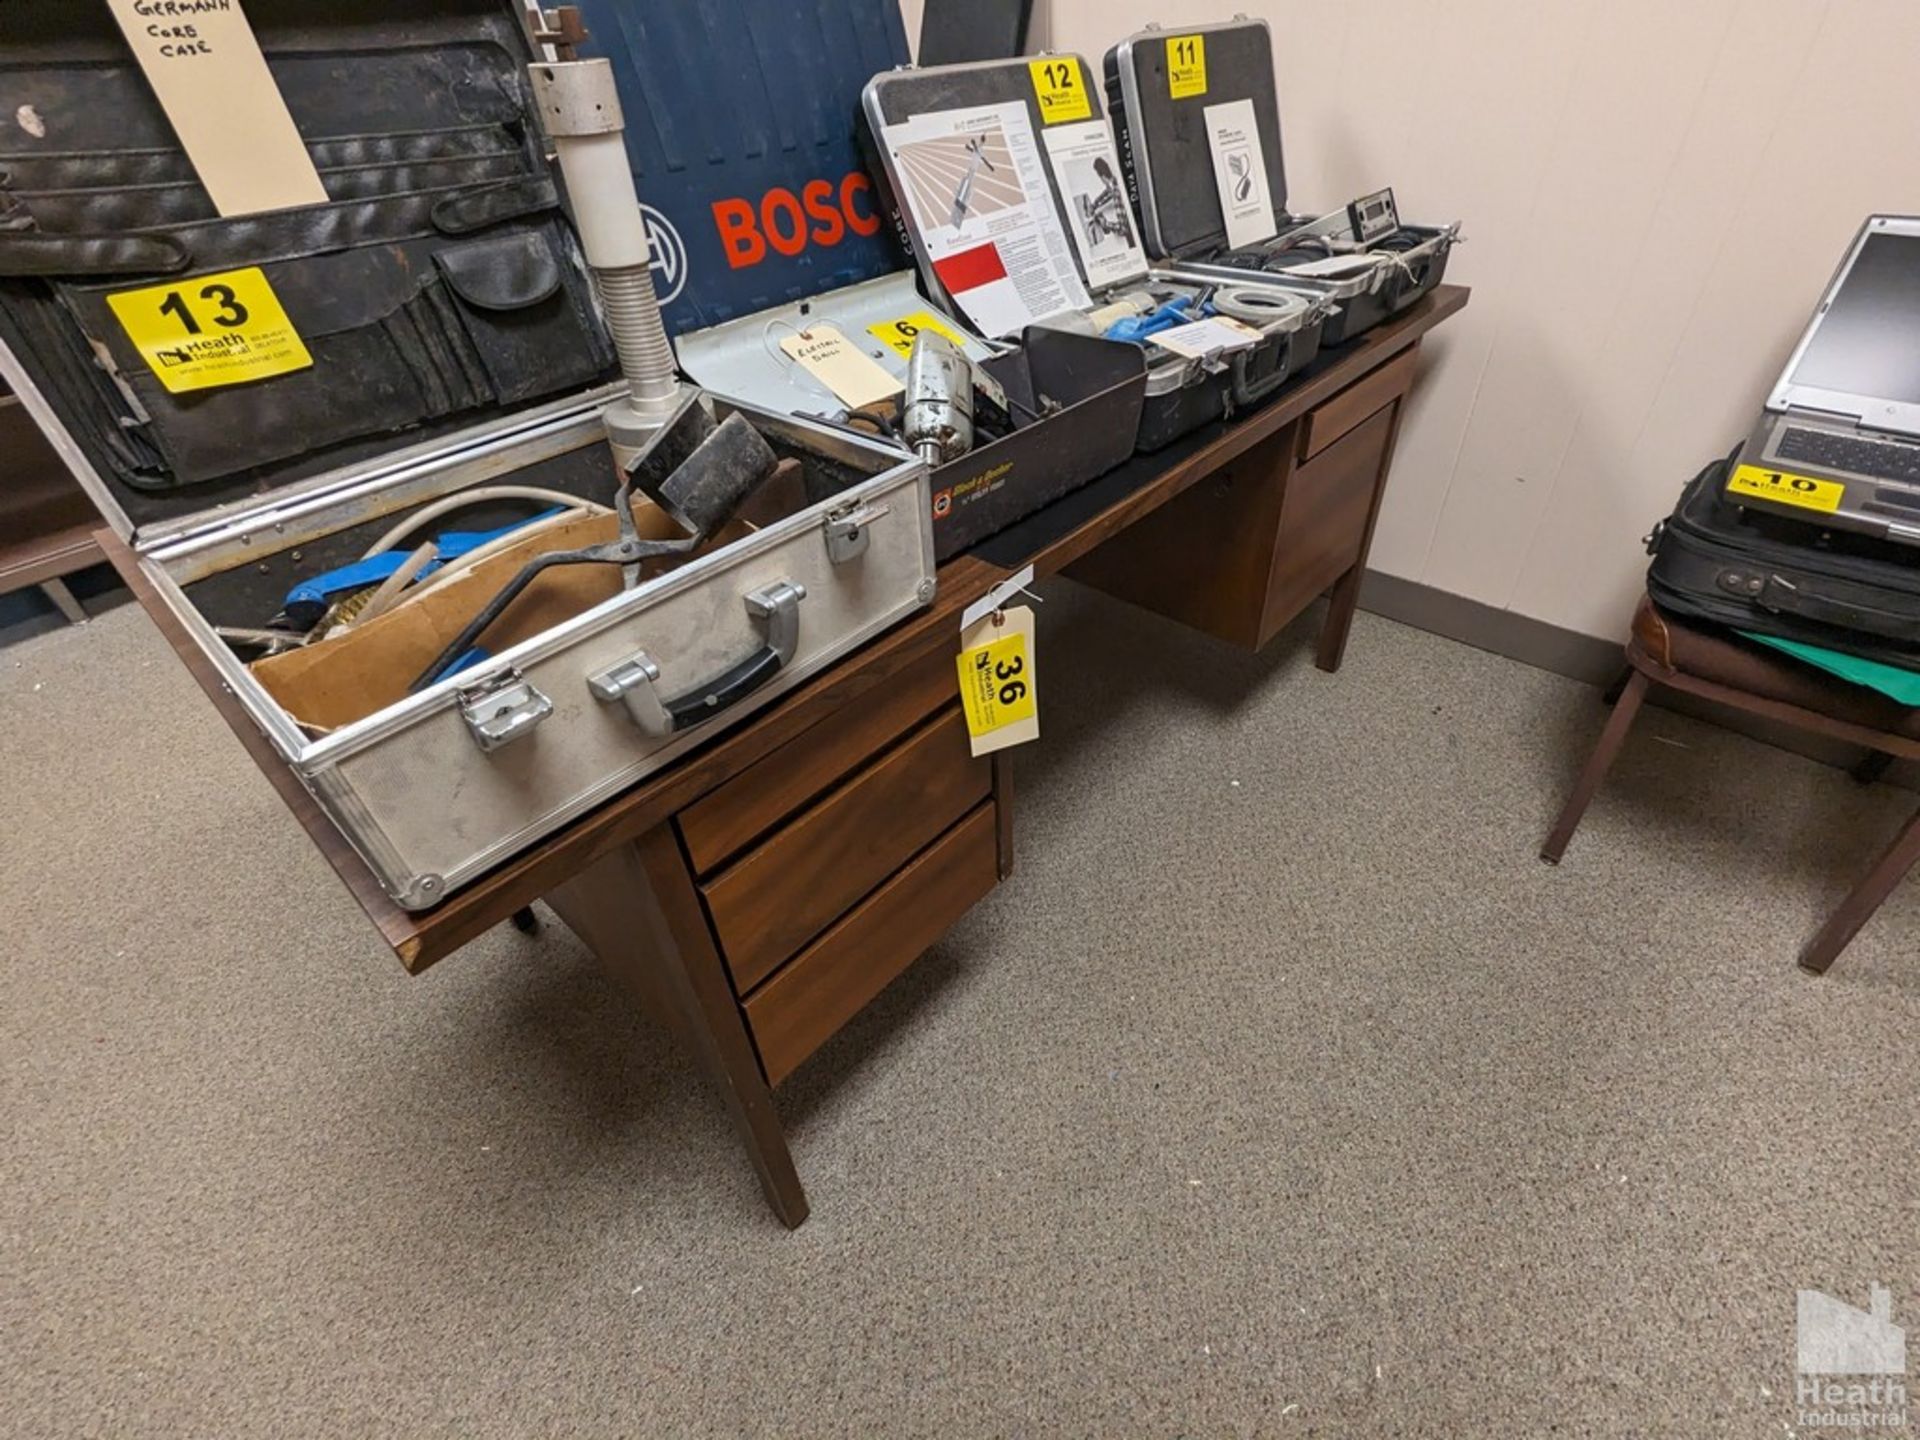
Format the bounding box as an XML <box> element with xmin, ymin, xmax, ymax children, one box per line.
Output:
<box><xmin>824</xmin><ymin>501</ymin><xmax>889</xmax><ymax>564</ymax></box>
<box><xmin>457</xmin><ymin>669</ymin><xmax>553</xmax><ymax>752</ymax></box>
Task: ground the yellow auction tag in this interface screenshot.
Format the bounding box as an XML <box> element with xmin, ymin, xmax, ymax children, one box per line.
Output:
<box><xmin>868</xmin><ymin>310</ymin><xmax>968</xmax><ymax>358</ymax></box>
<box><xmin>106</xmin><ymin>267</ymin><xmax>312</xmax><ymax>394</ymax></box>
<box><xmin>957</xmin><ymin>605</ymin><xmax>1038</xmax><ymax>755</ymax></box>
<box><xmin>1167</xmin><ymin>34</ymin><xmax>1207</xmax><ymax>99</ymax></box>
<box><xmin>1029</xmin><ymin>57</ymin><xmax>1092</xmax><ymax>124</ymax></box>
<box><xmin>1726</xmin><ymin>463</ymin><xmax>1845</xmax><ymax>514</ymax></box>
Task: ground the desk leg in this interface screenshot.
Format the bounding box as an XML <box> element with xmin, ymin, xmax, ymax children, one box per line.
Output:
<box><xmin>1315</xmin><ymin>378</ymin><xmax>1415</xmax><ymax>674</ymax></box>
<box><xmin>546</xmin><ymin>828</ymin><xmax>809</xmax><ymax>1229</ymax></box>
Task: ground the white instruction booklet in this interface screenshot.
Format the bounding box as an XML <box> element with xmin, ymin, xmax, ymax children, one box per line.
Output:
<box><xmin>1039</xmin><ymin>119</ymin><xmax>1148</xmax><ymax>290</ymax></box>
<box><xmin>1204</xmin><ymin>98</ymin><xmax>1277</xmax><ymax>251</ymax></box>
<box><xmin>880</xmin><ymin>102</ymin><xmax>1091</xmax><ymax>339</ymax></box>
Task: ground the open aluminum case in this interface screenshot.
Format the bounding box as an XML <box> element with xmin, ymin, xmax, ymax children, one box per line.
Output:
<box><xmin>863</xmin><ymin>53</ymin><xmax>1326</xmax><ymax>452</ymax></box>
<box><xmin>0</xmin><ymin>0</ymin><xmax>933</xmax><ymax>910</ymax></box>
<box><xmin>1106</xmin><ymin>18</ymin><xmax>1459</xmax><ymax>346</ymax></box>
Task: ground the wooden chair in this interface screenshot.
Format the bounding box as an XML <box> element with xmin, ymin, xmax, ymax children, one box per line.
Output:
<box><xmin>1542</xmin><ymin>594</ymin><xmax>1920</xmax><ymax>974</ymax></box>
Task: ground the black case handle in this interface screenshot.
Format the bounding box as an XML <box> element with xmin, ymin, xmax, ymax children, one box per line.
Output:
<box><xmin>588</xmin><ymin>580</ymin><xmax>807</xmax><ymax>737</ymax></box>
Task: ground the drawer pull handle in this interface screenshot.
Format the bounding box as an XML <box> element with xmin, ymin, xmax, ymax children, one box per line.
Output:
<box><xmin>588</xmin><ymin>579</ymin><xmax>806</xmax><ymax>737</ymax></box>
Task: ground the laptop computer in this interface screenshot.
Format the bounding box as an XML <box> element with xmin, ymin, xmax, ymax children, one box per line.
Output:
<box><xmin>1732</xmin><ymin>215</ymin><xmax>1920</xmax><ymax>545</ymax></box>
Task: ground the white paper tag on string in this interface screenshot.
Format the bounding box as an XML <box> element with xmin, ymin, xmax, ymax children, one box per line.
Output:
<box><xmin>961</xmin><ymin>564</ymin><xmax>1036</xmax><ymax>632</ymax></box>
<box><xmin>1149</xmin><ymin>315</ymin><xmax>1263</xmax><ymax>359</ymax></box>
<box><xmin>1205</xmin><ymin>98</ymin><xmax>1277</xmax><ymax>251</ymax></box>
<box><xmin>778</xmin><ymin>326</ymin><xmax>904</xmax><ymax>409</ymax></box>
<box><xmin>957</xmin><ymin>604</ymin><xmax>1038</xmax><ymax>756</ymax></box>
<box><xmin>103</xmin><ymin>0</ymin><xmax>327</xmax><ymax>217</ymax></box>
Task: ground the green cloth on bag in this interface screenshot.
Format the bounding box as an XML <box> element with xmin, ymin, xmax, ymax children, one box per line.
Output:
<box><xmin>1740</xmin><ymin>631</ymin><xmax>1920</xmax><ymax>705</ymax></box>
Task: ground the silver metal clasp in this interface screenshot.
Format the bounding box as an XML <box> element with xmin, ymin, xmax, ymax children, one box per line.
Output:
<box><xmin>824</xmin><ymin>501</ymin><xmax>889</xmax><ymax>564</ymax></box>
<box><xmin>456</xmin><ymin>668</ymin><xmax>553</xmax><ymax>752</ymax></box>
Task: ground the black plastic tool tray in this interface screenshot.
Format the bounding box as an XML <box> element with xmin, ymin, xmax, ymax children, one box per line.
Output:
<box><xmin>1104</xmin><ymin>18</ymin><xmax>1453</xmax><ymax>345</ymax></box>
<box><xmin>936</xmin><ymin>324</ymin><xmax>1144</xmax><ymax>559</ymax></box>
<box><xmin>861</xmin><ymin>55</ymin><xmax>1314</xmax><ymax>457</ymax></box>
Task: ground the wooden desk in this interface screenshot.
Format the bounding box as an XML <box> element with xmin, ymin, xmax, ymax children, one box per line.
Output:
<box><xmin>2</xmin><ymin>396</ymin><xmax>102</xmax><ymax>625</ymax></box>
<box><xmin>102</xmin><ymin>283</ymin><xmax>1468</xmax><ymax>1227</ymax></box>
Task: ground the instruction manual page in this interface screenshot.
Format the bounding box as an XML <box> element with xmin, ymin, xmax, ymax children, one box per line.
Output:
<box><xmin>1204</xmin><ymin>98</ymin><xmax>1277</xmax><ymax>251</ymax></box>
<box><xmin>1039</xmin><ymin>120</ymin><xmax>1148</xmax><ymax>291</ymax></box>
<box><xmin>881</xmin><ymin>102</ymin><xmax>1091</xmax><ymax>338</ymax></box>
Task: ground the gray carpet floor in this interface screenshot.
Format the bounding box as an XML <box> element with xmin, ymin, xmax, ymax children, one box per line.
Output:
<box><xmin>4</xmin><ymin>584</ymin><xmax>1916</xmax><ymax>1438</ymax></box>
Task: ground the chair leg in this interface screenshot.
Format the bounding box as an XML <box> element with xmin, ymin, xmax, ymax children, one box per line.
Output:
<box><xmin>1798</xmin><ymin>800</ymin><xmax>1920</xmax><ymax>975</ymax></box>
<box><xmin>1851</xmin><ymin>749</ymin><xmax>1895</xmax><ymax>787</ymax></box>
<box><xmin>1601</xmin><ymin>666</ymin><xmax>1632</xmax><ymax>707</ymax></box>
<box><xmin>1541</xmin><ymin>669</ymin><xmax>1651</xmax><ymax>864</ymax></box>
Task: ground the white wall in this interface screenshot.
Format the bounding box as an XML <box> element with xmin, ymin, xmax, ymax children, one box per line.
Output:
<box><xmin>911</xmin><ymin>0</ymin><xmax>1920</xmax><ymax>641</ymax></box>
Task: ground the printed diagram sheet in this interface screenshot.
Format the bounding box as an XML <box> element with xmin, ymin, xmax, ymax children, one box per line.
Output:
<box><xmin>882</xmin><ymin>102</ymin><xmax>1090</xmax><ymax>338</ymax></box>
<box><xmin>1204</xmin><ymin>98</ymin><xmax>1277</xmax><ymax>251</ymax></box>
<box><xmin>1040</xmin><ymin>119</ymin><xmax>1148</xmax><ymax>290</ymax></box>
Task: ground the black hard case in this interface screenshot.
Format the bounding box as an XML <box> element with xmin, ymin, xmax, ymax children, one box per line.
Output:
<box><xmin>1648</xmin><ymin>451</ymin><xmax>1920</xmax><ymax>672</ymax></box>
<box><xmin>860</xmin><ymin>54</ymin><xmax>1321</xmax><ymax>454</ymax></box>
<box><xmin>1105</xmin><ymin>18</ymin><xmax>1454</xmax><ymax>346</ymax></box>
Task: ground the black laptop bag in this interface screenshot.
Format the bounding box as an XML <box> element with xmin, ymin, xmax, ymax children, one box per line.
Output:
<box><xmin>1647</xmin><ymin>449</ymin><xmax>1920</xmax><ymax>673</ymax></box>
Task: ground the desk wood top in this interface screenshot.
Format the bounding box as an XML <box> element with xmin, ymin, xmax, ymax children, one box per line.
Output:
<box><xmin>100</xmin><ymin>282</ymin><xmax>1469</xmax><ymax>973</ymax></box>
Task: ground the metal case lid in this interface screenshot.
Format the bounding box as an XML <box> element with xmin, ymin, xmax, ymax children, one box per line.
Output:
<box><xmin>862</xmin><ymin>52</ymin><xmax>1151</xmax><ymax>320</ymax></box>
<box><xmin>1108</xmin><ymin>18</ymin><xmax>1289</xmax><ymax>259</ymax></box>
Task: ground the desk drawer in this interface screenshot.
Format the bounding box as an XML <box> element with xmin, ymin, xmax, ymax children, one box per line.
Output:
<box><xmin>1263</xmin><ymin>405</ymin><xmax>1397</xmax><ymax>637</ymax></box>
<box><xmin>677</xmin><ymin>643</ymin><xmax>958</xmax><ymax>873</ymax></box>
<box><xmin>1297</xmin><ymin>346</ymin><xmax>1416</xmax><ymax>462</ymax></box>
<box><xmin>701</xmin><ymin>705</ymin><xmax>989</xmax><ymax>993</ymax></box>
<box><xmin>745</xmin><ymin>800</ymin><xmax>998</xmax><ymax>1085</ymax></box>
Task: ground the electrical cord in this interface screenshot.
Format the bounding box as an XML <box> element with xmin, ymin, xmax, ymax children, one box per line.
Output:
<box><xmin>360</xmin><ymin>485</ymin><xmax>613</xmax><ymax>558</ymax></box>
<box><xmin>338</xmin><ymin>543</ymin><xmax>437</xmax><ymax>634</ymax></box>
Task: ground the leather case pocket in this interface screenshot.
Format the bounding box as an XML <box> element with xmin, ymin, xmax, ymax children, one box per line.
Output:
<box><xmin>55</xmin><ymin>215</ymin><xmax>609</xmax><ymax>488</ymax></box>
<box><xmin>433</xmin><ymin>222</ymin><xmax>612</xmax><ymax>405</ymax></box>
<box><xmin>63</xmin><ymin>243</ymin><xmax>472</xmax><ymax>486</ymax></box>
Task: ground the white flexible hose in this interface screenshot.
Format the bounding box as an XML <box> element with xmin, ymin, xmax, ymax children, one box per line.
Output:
<box><xmin>345</xmin><ymin>542</ymin><xmax>438</xmax><ymax>631</ymax></box>
<box><xmin>393</xmin><ymin>507</ymin><xmax>597</xmax><ymax>605</ymax></box>
<box><xmin>361</xmin><ymin>485</ymin><xmax>613</xmax><ymax>558</ymax></box>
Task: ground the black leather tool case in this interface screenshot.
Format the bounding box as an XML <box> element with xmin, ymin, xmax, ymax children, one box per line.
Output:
<box><xmin>0</xmin><ymin>0</ymin><xmax>628</xmax><ymax>513</ymax></box>
<box><xmin>863</xmin><ymin>52</ymin><xmax>1323</xmax><ymax>454</ymax></box>
<box><xmin>1648</xmin><ymin>451</ymin><xmax>1920</xmax><ymax>672</ymax></box>
<box><xmin>1105</xmin><ymin>18</ymin><xmax>1458</xmax><ymax>346</ymax></box>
